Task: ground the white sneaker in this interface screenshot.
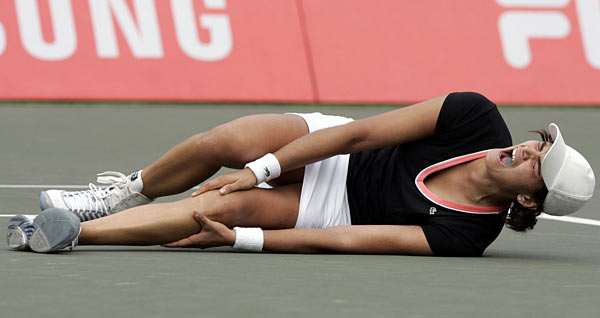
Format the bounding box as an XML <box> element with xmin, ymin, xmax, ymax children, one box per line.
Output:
<box><xmin>39</xmin><ymin>171</ymin><xmax>152</xmax><ymax>221</ymax></box>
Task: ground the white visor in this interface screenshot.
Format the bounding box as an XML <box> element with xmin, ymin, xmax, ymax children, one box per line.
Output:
<box><xmin>541</xmin><ymin>123</ymin><xmax>595</xmax><ymax>216</ymax></box>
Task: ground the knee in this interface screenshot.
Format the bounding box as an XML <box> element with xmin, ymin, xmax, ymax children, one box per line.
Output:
<box><xmin>190</xmin><ymin>191</ymin><xmax>251</xmax><ymax>227</ymax></box>
<box><xmin>193</xmin><ymin>123</ymin><xmax>257</xmax><ymax>167</ymax></box>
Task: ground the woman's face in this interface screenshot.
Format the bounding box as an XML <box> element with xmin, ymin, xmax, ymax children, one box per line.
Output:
<box><xmin>485</xmin><ymin>140</ymin><xmax>552</xmax><ymax>196</ymax></box>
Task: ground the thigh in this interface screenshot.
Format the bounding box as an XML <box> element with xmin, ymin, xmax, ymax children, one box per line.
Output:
<box><xmin>208</xmin><ymin>113</ymin><xmax>308</xmax><ymax>185</ymax></box>
<box><xmin>209</xmin><ymin>114</ymin><xmax>309</xmax><ymax>168</ymax></box>
<box><xmin>189</xmin><ymin>183</ymin><xmax>302</xmax><ymax>230</ymax></box>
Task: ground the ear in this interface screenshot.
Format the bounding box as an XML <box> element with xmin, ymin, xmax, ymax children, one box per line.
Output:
<box><xmin>516</xmin><ymin>194</ymin><xmax>538</xmax><ymax>210</ymax></box>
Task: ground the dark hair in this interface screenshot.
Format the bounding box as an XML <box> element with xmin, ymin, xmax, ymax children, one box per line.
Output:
<box><xmin>505</xmin><ymin>129</ymin><xmax>553</xmax><ymax>232</ymax></box>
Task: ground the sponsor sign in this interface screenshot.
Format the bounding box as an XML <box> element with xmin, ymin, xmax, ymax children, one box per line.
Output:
<box><xmin>0</xmin><ymin>0</ymin><xmax>314</xmax><ymax>102</ymax></box>
<box><xmin>1</xmin><ymin>0</ymin><xmax>599</xmax><ymax>105</ymax></box>
<box><xmin>303</xmin><ymin>0</ymin><xmax>600</xmax><ymax>105</ymax></box>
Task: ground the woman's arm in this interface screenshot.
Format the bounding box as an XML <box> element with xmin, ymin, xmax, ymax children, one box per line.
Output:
<box><xmin>195</xmin><ymin>94</ymin><xmax>447</xmax><ymax>195</ymax></box>
<box><xmin>163</xmin><ymin>212</ymin><xmax>433</xmax><ymax>256</ymax></box>
<box><xmin>275</xmin><ymin>94</ymin><xmax>447</xmax><ymax>173</ymax></box>
<box><xmin>264</xmin><ymin>225</ymin><xmax>433</xmax><ymax>255</ymax></box>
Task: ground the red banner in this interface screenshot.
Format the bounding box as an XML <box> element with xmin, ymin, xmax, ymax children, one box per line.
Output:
<box><xmin>1</xmin><ymin>0</ymin><xmax>600</xmax><ymax>105</ymax></box>
<box><xmin>303</xmin><ymin>0</ymin><xmax>600</xmax><ymax>105</ymax></box>
<box><xmin>0</xmin><ymin>0</ymin><xmax>314</xmax><ymax>102</ymax></box>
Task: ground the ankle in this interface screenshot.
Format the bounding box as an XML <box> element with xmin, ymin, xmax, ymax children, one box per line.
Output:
<box><xmin>136</xmin><ymin>169</ymin><xmax>162</xmax><ymax>200</ymax></box>
<box><xmin>129</xmin><ymin>170</ymin><xmax>144</xmax><ymax>193</ymax></box>
<box><xmin>129</xmin><ymin>170</ymin><xmax>156</xmax><ymax>200</ymax></box>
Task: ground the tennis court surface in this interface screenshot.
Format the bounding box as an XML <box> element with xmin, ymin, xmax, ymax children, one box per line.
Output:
<box><xmin>0</xmin><ymin>103</ymin><xmax>598</xmax><ymax>318</ymax></box>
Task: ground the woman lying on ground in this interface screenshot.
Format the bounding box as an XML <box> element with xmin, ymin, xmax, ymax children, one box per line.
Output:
<box><xmin>7</xmin><ymin>92</ymin><xmax>596</xmax><ymax>256</ymax></box>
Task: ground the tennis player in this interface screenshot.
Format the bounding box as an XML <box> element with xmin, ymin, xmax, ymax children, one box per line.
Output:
<box><xmin>7</xmin><ymin>92</ymin><xmax>595</xmax><ymax>256</ymax></box>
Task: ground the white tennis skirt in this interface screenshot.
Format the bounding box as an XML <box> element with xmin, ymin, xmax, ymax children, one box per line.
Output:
<box><xmin>287</xmin><ymin>112</ymin><xmax>354</xmax><ymax>229</ymax></box>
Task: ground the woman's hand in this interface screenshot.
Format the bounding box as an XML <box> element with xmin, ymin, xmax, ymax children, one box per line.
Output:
<box><xmin>192</xmin><ymin>168</ymin><xmax>257</xmax><ymax>196</ymax></box>
<box><xmin>162</xmin><ymin>210</ymin><xmax>236</xmax><ymax>249</ymax></box>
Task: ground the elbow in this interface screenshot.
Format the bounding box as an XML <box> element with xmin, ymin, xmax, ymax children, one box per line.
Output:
<box><xmin>316</xmin><ymin>227</ymin><xmax>357</xmax><ymax>253</ymax></box>
<box><xmin>343</xmin><ymin>132</ymin><xmax>368</xmax><ymax>154</ymax></box>
<box><xmin>347</xmin><ymin>135</ymin><xmax>365</xmax><ymax>153</ymax></box>
<box><xmin>297</xmin><ymin>227</ymin><xmax>352</xmax><ymax>254</ymax></box>
<box><xmin>338</xmin><ymin>121</ymin><xmax>368</xmax><ymax>154</ymax></box>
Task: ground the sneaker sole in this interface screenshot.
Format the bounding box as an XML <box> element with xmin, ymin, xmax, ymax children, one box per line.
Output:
<box><xmin>7</xmin><ymin>214</ymin><xmax>34</xmax><ymax>250</ymax></box>
<box><xmin>30</xmin><ymin>208</ymin><xmax>81</xmax><ymax>253</ymax></box>
<box><xmin>8</xmin><ymin>227</ymin><xmax>29</xmax><ymax>250</ymax></box>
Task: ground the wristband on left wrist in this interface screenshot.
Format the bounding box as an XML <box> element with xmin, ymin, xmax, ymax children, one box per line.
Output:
<box><xmin>232</xmin><ymin>227</ymin><xmax>264</xmax><ymax>252</ymax></box>
<box><xmin>245</xmin><ymin>153</ymin><xmax>281</xmax><ymax>184</ymax></box>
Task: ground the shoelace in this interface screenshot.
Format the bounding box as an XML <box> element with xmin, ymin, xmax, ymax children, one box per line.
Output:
<box><xmin>61</xmin><ymin>171</ymin><xmax>130</xmax><ymax>214</ymax></box>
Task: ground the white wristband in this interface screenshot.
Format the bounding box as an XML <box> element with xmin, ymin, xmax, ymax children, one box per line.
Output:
<box><xmin>245</xmin><ymin>153</ymin><xmax>281</xmax><ymax>184</ymax></box>
<box><xmin>233</xmin><ymin>227</ymin><xmax>264</xmax><ymax>252</ymax></box>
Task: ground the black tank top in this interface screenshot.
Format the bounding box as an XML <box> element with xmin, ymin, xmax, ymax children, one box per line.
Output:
<box><xmin>345</xmin><ymin>92</ymin><xmax>513</xmax><ymax>256</ymax></box>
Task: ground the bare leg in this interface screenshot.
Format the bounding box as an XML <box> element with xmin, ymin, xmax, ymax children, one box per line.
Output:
<box><xmin>78</xmin><ymin>184</ymin><xmax>302</xmax><ymax>245</ymax></box>
<box><xmin>139</xmin><ymin>114</ymin><xmax>309</xmax><ymax>199</ymax></box>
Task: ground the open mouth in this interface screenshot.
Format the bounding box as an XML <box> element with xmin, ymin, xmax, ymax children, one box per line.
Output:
<box><xmin>499</xmin><ymin>148</ymin><xmax>517</xmax><ymax>166</ymax></box>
